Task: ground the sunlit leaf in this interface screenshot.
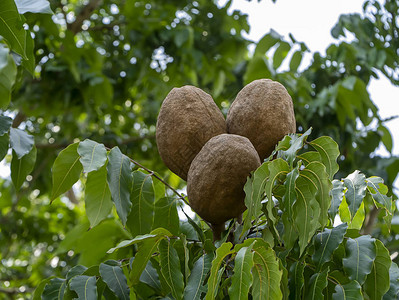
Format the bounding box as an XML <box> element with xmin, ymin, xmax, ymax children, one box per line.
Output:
<box><xmin>11</xmin><ymin>146</ymin><xmax>36</xmax><ymax>190</ymax></box>
<box><xmin>69</xmin><ymin>275</ymin><xmax>98</xmax><ymax>300</ymax></box>
<box><xmin>9</xmin><ymin>127</ymin><xmax>34</xmax><ymax>159</ymax></box>
<box><xmin>184</xmin><ymin>253</ymin><xmax>213</xmax><ymax>300</ymax></box>
<box><xmin>15</xmin><ymin>0</ymin><xmax>53</xmax><ymax>14</ymax></box>
<box><xmin>100</xmin><ymin>261</ymin><xmax>130</xmax><ymax>300</ymax></box>
<box><xmin>228</xmin><ymin>244</ymin><xmax>254</xmax><ymax>300</ymax></box>
<box><xmin>333</xmin><ymin>281</ymin><xmax>363</xmax><ymax>300</ymax></box>
<box><xmin>343</xmin><ymin>170</ymin><xmax>367</xmax><ymax>219</ymax></box>
<box><xmin>309</xmin><ymin>136</ymin><xmax>339</xmax><ymax>179</ymax></box>
<box><xmin>77</xmin><ymin>139</ymin><xmax>107</xmax><ymax>173</ymax></box>
<box><xmin>51</xmin><ymin>142</ymin><xmax>82</xmax><ymax>202</ymax></box>
<box><xmin>305</xmin><ymin>267</ymin><xmax>329</xmax><ymax>299</ymax></box>
<box><xmin>366</xmin><ymin>176</ymin><xmax>393</xmax><ymax>230</ymax></box>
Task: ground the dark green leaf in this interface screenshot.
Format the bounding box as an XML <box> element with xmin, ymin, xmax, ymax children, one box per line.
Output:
<box><xmin>85</xmin><ymin>164</ymin><xmax>113</xmax><ymax>228</ymax></box>
<box><xmin>305</xmin><ymin>267</ymin><xmax>329</xmax><ymax>299</ymax></box>
<box><xmin>184</xmin><ymin>253</ymin><xmax>213</xmax><ymax>300</ymax></box>
<box><xmin>273</xmin><ymin>41</ymin><xmax>291</xmax><ymax>70</ymax></box>
<box><xmin>309</xmin><ymin>136</ymin><xmax>340</xmax><ymax>180</ymax></box>
<box><xmin>343</xmin><ymin>170</ymin><xmax>367</xmax><ymax>219</ymax></box>
<box><xmin>9</xmin><ymin>127</ymin><xmax>34</xmax><ymax>159</ymax></box>
<box><xmin>254</xmin><ymin>31</ymin><xmax>281</xmax><ymax>55</ymax></box>
<box><xmin>378</xmin><ymin>125</ymin><xmax>393</xmax><ymax>152</ymax></box>
<box><xmin>0</xmin><ymin>134</ymin><xmax>8</xmax><ymax>162</ymax></box>
<box><xmin>153</xmin><ymin>197</ymin><xmax>179</xmax><ymax>236</ymax></box>
<box><xmin>333</xmin><ymin>281</ymin><xmax>363</xmax><ymax>300</ymax></box>
<box><xmin>78</xmin><ymin>139</ymin><xmax>107</xmax><ymax>173</ymax></box>
<box><xmin>140</xmin><ymin>261</ymin><xmax>162</xmax><ymax>292</ymax></box>
<box><xmin>51</xmin><ymin>142</ymin><xmax>82</xmax><ymax>201</ymax></box>
<box><xmin>32</xmin><ymin>277</ymin><xmax>55</xmax><ymax>300</ymax></box>
<box><xmin>106</xmin><ymin>147</ymin><xmax>132</xmax><ymax>226</ymax></box>
<box><xmin>243</xmin><ymin>56</ymin><xmax>272</xmax><ymax>85</ymax></box>
<box><xmin>14</xmin><ymin>0</ymin><xmax>53</xmax><ymax>14</ymax></box>
<box><xmin>66</xmin><ymin>265</ymin><xmax>88</xmax><ymax>280</ymax></box>
<box><xmin>289</xmin><ymin>261</ymin><xmax>305</xmax><ymax>300</ymax></box>
<box><xmin>366</xmin><ymin>176</ymin><xmax>393</xmax><ymax>230</ymax></box>
<box><xmin>289</xmin><ymin>50</ymin><xmax>303</xmax><ymax>72</ymax></box>
<box><xmin>279</xmin><ymin>128</ymin><xmax>312</xmax><ymax>166</ymax></box>
<box><xmin>10</xmin><ymin>146</ymin><xmax>36</xmax><ymax>190</ymax></box>
<box><xmin>383</xmin><ymin>262</ymin><xmax>399</xmax><ymax>300</ymax></box>
<box><xmin>100</xmin><ymin>262</ymin><xmax>130</xmax><ymax>300</ymax></box>
<box><xmin>0</xmin><ymin>115</ymin><xmax>12</xmax><ymax>135</ymax></box>
<box><xmin>228</xmin><ymin>244</ymin><xmax>254</xmax><ymax>299</ymax></box>
<box><xmin>69</xmin><ymin>275</ymin><xmax>98</xmax><ymax>300</ymax></box>
<box><xmin>329</xmin><ymin>180</ymin><xmax>344</xmax><ymax>220</ymax></box>
<box><xmin>42</xmin><ymin>278</ymin><xmax>66</xmax><ymax>300</ymax></box>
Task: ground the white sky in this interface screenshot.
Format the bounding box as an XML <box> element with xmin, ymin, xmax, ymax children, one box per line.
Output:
<box><xmin>222</xmin><ymin>0</ymin><xmax>399</xmax><ymax>158</ymax></box>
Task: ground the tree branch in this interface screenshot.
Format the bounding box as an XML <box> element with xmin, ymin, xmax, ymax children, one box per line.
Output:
<box><xmin>361</xmin><ymin>206</ymin><xmax>379</xmax><ymax>235</ymax></box>
<box><xmin>68</xmin><ymin>0</ymin><xmax>103</xmax><ymax>34</ymax></box>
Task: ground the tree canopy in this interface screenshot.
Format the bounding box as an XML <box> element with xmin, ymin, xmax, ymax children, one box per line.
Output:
<box><xmin>1</xmin><ymin>0</ymin><xmax>399</xmax><ymax>298</ymax></box>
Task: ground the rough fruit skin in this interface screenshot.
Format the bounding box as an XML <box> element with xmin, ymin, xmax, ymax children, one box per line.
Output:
<box><xmin>187</xmin><ymin>134</ymin><xmax>261</xmax><ymax>225</ymax></box>
<box><xmin>226</xmin><ymin>79</ymin><xmax>296</xmax><ymax>161</ymax></box>
<box><xmin>156</xmin><ymin>86</ymin><xmax>226</xmax><ymax>180</ymax></box>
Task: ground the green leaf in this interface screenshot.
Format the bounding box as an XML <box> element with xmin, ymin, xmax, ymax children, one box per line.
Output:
<box><xmin>14</xmin><ymin>0</ymin><xmax>53</xmax><ymax>14</ymax></box>
<box><xmin>339</xmin><ymin>198</ymin><xmax>365</xmax><ymax>230</ymax></box>
<box><xmin>279</xmin><ymin>128</ymin><xmax>312</xmax><ymax>166</ymax></box>
<box><xmin>383</xmin><ymin>262</ymin><xmax>399</xmax><ymax>300</ymax></box>
<box><xmin>51</xmin><ymin>142</ymin><xmax>82</xmax><ymax>201</ymax></box>
<box><xmin>364</xmin><ymin>240</ymin><xmax>391</xmax><ymax>300</ymax></box>
<box><xmin>343</xmin><ymin>170</ymin><xmax>367</xmax><ymax>219</ymax></box>
<box><xmin>309</xmin><ymin>136</ymin><xmax>340</xmax><ymax>180</ymax></box>
<box><xmin>106</xmin><ymin>147</ymin><xmax>132</xmax><ymax>226</ymax></box>
<box><xmin>11</xmin><ymin>145</ymin><xmax>36</xmax><ymax>190</ymax></box>
<box><xmin>378</xmin><ymin>125</ymin><xmax>393</xmax><ymax>152</ymax></box>
<box><xmin>78</xmin><ymin>139</ymin><xmax>107</xmax><ymax>173</ymax></box>
<box><xmin>126</xmin><ymin>170</ymin><xmax>155</xmax><ymax>236</ymax></box>
<box><xmin>329</xmin><ymin>179</ymin><xmax>344</xmax><ymax>220</ymax></box>
<box><xmin>366</xmin><ymin>176</ymin><xmax>393</xmax><ymax>230</ymax></box>
<box><xmin>289</xmin><ymin>261</ymin><xmax>305</xmax><ymax>300</ymax></box>
<box><xmin>20</xmin><ymin>28</ymin><xmax>35</xmax><ymax>74</ymax></box>
<box><xmin>273</xmin><ymin>41</ymin><xmax>291</xmax><ymax>70</ymax></box>
<box><xmin>0</xmin><ymin>0</ymin><xmax>28</xmax><ymax>59</ymax></box>
<box><xmin>243</xmin><ymin>56</ymin><xmax>272</xmax><ymax>85</ymax></box>
<box><xmin>66</xmin><ymin>265</ymin><xmax>88</xmax><ymax>280</ymax></box>
<box><xmin>228</xmin><ymin>244</ymin><xmax>255</xmax><ymax>300</ymax></box>
<box><xmin>9</xmin><ymin>127</ymin><xmax>34</xmax><ymax>159</ymax></box>
<box><xmin>0</xmin><ymin>134</ymin><xmax>8</xmax><ymax>162</ymax></box>
<box><xmin>305</xmin><ymin>267</ymin><xmax>329</xmax><ymax>299</ymax></box>
<box><xmin>242</xmin><ymin>162</ymin><xmax>270</xmax><ymax>235</ymax></box>
<box><xmin>69</xmin><ymin>276</ymin><xmax>98</xmax><ymax>300</ymax></box>
<box><xmin>32</xmin><ymin>277</ymin><xmax>55</xmax><ymax>300</ymax></box>
<box><xmin>289</xmin><ymin>50</ymin><xmax>303</xmax><ymax>72</ymax></box>
<box><xmin>296</xmin><ymin>151</ymin><xmax>322</xmax><ymax>166</ymax></box>
<box><xmin>252</xmin><ymin>241</ymin><xmax>282</xmax><ymax>300</ymax></box>
<box><xmin>205</xmin><ymin>242</ymin><xmax>233</xmax><ymax>300</ymax></box>
<box><xmin>42</xmin><ymin>278</ymin><xmax>66</xmax><ymax>300</ymax></box>
<box><xmin>333</xmin><ymin>281</ymin><xmax>363</xmax><ymax>300</ymax></box>
<box><xmin>140</xmin><ymin>261</ymin><xmax>162</xmax><ymax>292</ymax></box>
<box><xmin>85</xmin><ymin>164</ymin><xmax>113</xmax><ymax>228</ymax></box>
<box><xmin>254</xmin><ymin>30</ymin><xmax>281</xmax><ymax>55</ymax></box>
<box><xmin>99</xmin><ymin>262</ymin><xmax>130</xmax><ymax>300</ymax></box>
<box><xmin>159</xmin><ymin>239</ymin><xmax>184</xmax><ymax>300</ymax></box>
<box><xmin>312</xmin><ymin>223</ymin><xmax>348</xmax><ymax>271</ymax></box>
<box><xmin>0</xmin><ymin>115</ymin><xmax>12</xmax><ymax>135</ymax></box>
<box><xmin>153</xmin><ymin>197</ymin><xmax>179</xmax><ymax>235</ymax></box>
<box><xmin>342</xmin><ymin>235</ymin><xmax>376</xmax><ymax>284</ymax></box>
<box><xmin>184</xmin><ymin>253</ymin><xmax>213</xmax><ymax>300</ymax></box>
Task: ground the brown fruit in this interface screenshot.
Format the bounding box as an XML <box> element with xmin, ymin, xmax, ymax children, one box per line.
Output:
<box><xmin>187</xmin><ymin>134</ymin><xmax>261</xmax><ymax>225</ymax></box>
<box><xmin>156</xmin><ymin>86</ymin><xmax>226</xmax><ymax>180</ymax></box>
<box><xmin>226</xmin><ymin>79</ymin><xmax>296</xmax><ymax>161</ymax></box>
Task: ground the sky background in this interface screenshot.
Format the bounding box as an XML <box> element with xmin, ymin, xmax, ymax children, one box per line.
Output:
<box><xmin>220</xmin><ymin>0</ymin><xmax>399</xmax><ymax>159</ymax></box>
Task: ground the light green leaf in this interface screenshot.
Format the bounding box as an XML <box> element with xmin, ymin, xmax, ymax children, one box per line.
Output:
<box><xmin>153</xmin><ymin>197</ymin><xmax>179</xmax><ymax>235</ymax></box>
<box><xmin>289</xmin><ymin>50</ymin><xmax>303</xmax><ymax>72</ymax></box>
<box><xmin>312</xmin><ymin>223</ymin><xmax>347</xmax><ymax>271</ymax></box>
<box><xmin>184</xmin><ymin>253</ymin><xmax>213</xmax><ymax>300</ymax></box>
<box><xmin>51</xmin><ymin>142</ymin><xmax>82</xmax><ymax>202</ymax></box>
<box><xmin>329</xmin><ymin>179</ymin><xmax>344</xmax><ymax>220</ymax></box>
<box><xmin>0</xmin><ymin>0</ymin><xmax>27</xmax><ymax>58</ymax></box>
<box><xmin>343</xmin><ymin>235</ymin><xmax>376</xmax><ymax>284</ymax></box>
<box><xmin>305</xmin><ymin>267</ymin><xmax>329</xmax><ymax>299</ymax></box>
<box><xmin>296</xmin><ymin>151</ymin><xmax>321</xmax><ymax>166</ymax></box>
<box><xmin>69</xmin><ymin>276</ymin><xmax>98</xmax><ymax>300</ymax></box>
<box><xmin>11</xmin><ymin>146</ymin><xmax>36</xmax><ymax>190</ymax></box>
<box><xmin>42</xmin><ymin>278</ymin><xmax>66</xmax><ymax>300</ymax></box>
<box><xmin>126</xmin><ymin>170</ymin><xmax>155</xmax><ymax>236</ymax></box>
<box><xmin>0</xmin><ymin>134</ymin><xmax>8</xmax><ymax>162</ymax></box>
<box><xmin>364</xmin><ymin>240</ymin><xmax>391</xmax><ymax>300</ymax></box>
<box><xmin>289</xmin><ymin>261</ymin><xmax>305</xmax><ymax>300</ymax></box>
<box><xmin>339</xmin><ymin>196</ymin><xmax>365</xmax><ymax>230</ymax></box>
<box><xmin>9</xmin><ymin>127</ymin><xmax>34</xmax><ymax>159</ymax></box>
<box><xmin>20</xmin><ymin>27</ymin><xmax>35</xmax><ymax>74</ymax></box>
<box><xmin>279</xmin><ymin>128</ymin><xmax>312</xmax><ymax>166</ymax></box>
<box><xmin>205</xmin><ymin>242</ymin><xmax>233</xmax><ymax>300</ymax></box>
<box><xmin>343</xmin><ymin>170</ymin><xmax>367</xmax><ymax>219</ymax></box>
<box><xmin>243</xmin><ymin>56</ymin><xmax>272</xmax><ymax>85</ymax></box>
<box><xmin>273</xmin><ymin>41</ymin><xmax>291</xmax><ymax>70</ymax></box>
<box><xmin>159</xmin><ymin>239</ymin><xmax>184</xmax><ymax>300</ymax></box>
<box><xmin>254</xmin><ymin>30</ymin><xmax>280</xmax><ymax>55</ymax></box>
<box><xmin>228</xmin><ymin>245</ymin><xmax>254</xmax><ymax>300</ymax></box>
<box><xmin>379</xmin><ymin>125</ymin><xmax>393</xmax><ymax>153</ymax></box>
<box><xmin>383</xmin><ymin>262</ymin><xmax>399</xmax><ymax>300</ymax></box>
<box><xmin>85</xmin><ymin>164</ymin><xmax>113</xmax><ymax>228</ymax></box>
<box><xmin>100</xmin><ymin>262</ymin><xmax>130</xmax><ymax>300</ymax></box>
<box><xmin>333</xmin><ymin>281</ymin><xmax>363</xmax><ymax>300</ymax></box>
<box><xmin>309</xmin><ymin>136</ymin><xmax>340</xmax><ymax>180</ymax></box>
<box><xmin>366</xmin><ymin>176</ymin><xmax>393</xmax><ymax>230</ymax></box>
<box><xmin>78</xmin><ymin>139</ymin><xmax>107</xmax><ymax>173</ymax></box>
<box><xmin>107</xmin><ymin>147</ymin><xmax>132</xmax><ymax>226</ymax></box>
<box><xmin>242</xmin><ymin>162</ymin><xmax>270</xmax><ymax>235</ymax></box>
<box><xmin>15</xmin><ymin>0</ymin><xmax>53</xmax><ymax>14</ymax></box>
<box><xmin>0</xmin><ymin>115</ymin><xmax>12</xmax><ymax>135</ymax></box>
<box><xmin>252</xmin><ymin>241</ymin><xmax>282</xmax><ymax>300</ymax></box>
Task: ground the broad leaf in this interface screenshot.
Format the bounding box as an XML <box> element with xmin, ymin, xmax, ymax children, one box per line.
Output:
<box><xmin>366</xmin><ymin>176</ymin><xmax>393</xmax><ymax>230</ymax></box>
<box><xmin>289</xmin><ymin>261</ymin><xmax>305</xmax><ymax>300</ymax></box>
<box><xmin>153</xmin><ymin>197</ymin><xmax>179</xmax><ymax>235</ymax></box>
<box><xmin>309</xmin><ymin>136</ymin><xmax>339</xmax><ymax>179</ymax></box>
<box><xmin>252</xmin><ymin>241</ymin><xmax>282</xmax><ymax>300</ymax></box>
<box><xmin>333</xmin><ymin>281</ymin><xmax>363</xmax><ymax>300</ymax></box>
<box><xmin>159</xmin><ymin>239</ymin><xmax>184</xmax><ymax>300</ymax></box>
<box><xmin>205</xmin><ymin>242</ymin><xmax>233</xmax><ymax>300</ymax></box>
<box><xmin>126</xmin><ymin>170</ymin><xmax>155</xmax><ymax>236</ymax></box>
<box><xmin>312</xmin><ymin>223</ymin><xmax>347</xmax><ymax>271</ymax></box>
<box><xmin>42</xmin><ymin>278</ymin><xmax>66</xmax><ymax>300</ymax></box>
<box><xmin>0</xmin><ymin>134</ymin><xmax>8</xmax><ymax>162</ymax></box>
<box><xmin>184</xmin><ymin>253</ymin><xmax>213</xmax><ymax>300</ymax></box>
<box><xmin>305</xmin><ymin>267</ymin><xmax>329</xmax><ymax>299</ymax></box>
<box><xmin>69</xmin><ymin>275</ymin><xmax>98</xmax><ymax>300</ymax></box>
<box><xmin>339</xmin><ymin>197</ymin><xmax>365</xmax><ymax>230</ymax></box>
<box><xmin>289</xmin><ymin>50</ymin><xmax>303</xmax><ymax>72</ymax></box>
<box><xmin>32</xmin><ymin>277</ymin><xmax>55</xmax><ymax>300</ymax></box>
<box><xmin>100</xmin><ymin>262</ymin><xmax>130</xmax><ymax>300</ymax></box>
<box><xmin>51</xmin><ymin>142</ymin><xmax>82</xmax><ymax>201</ymax></box>
<box><xmin>254</xmin><ymin>30</ymin><xmax>280</xmax><ymax>55</ymax></box>
<box><xmin>11</xmin><ymin>146</ymin><xmax>36</xmax><ymax>190</ymax></box>
<box><xmin>279</xmin><ymin>128</ymin><xmax>312</xmax><ymax>166</ymax></box>
<box><xmin>343</xmin><ymin>170</ymin><xmax>367</xmax><ymax>219</ymax></box>
<box><xmin>85</xmin><ymin>164</ymin><xmax>113</xmax><ymax>228</ymax></box>
<box><xmin>14</xmin><ymin>0</ymin><xmax>53</xmax><ymax>14</ymax></box>
<box><xmin>296</xmin><ymin>151</ymin><xmax>321</xmax><ymax>166</ymax></box>
<box><xmin>228</xmin><ymin>245</ymin><xmax>254</xmax><ymax>300</ymax></box>
<box><xmin>9</xmin><ymin>127</ymin><xmax>34</xmax><ymax>159</ymax></box>
<box><xmin>329</xmin><ymin>179</ymin><xmax>344</xmax><ymax>220</ymax></box>
<box><xmin>383</xmin><ymin>262</ymin><xmax>399</xmax><ymax>300</ymax></box>
<box><xmin>343</xmin><ymin>235</ymin><xmax>376</xmax><ymax>284</ymax></box>
<box><xmin>242</xmin><ymin>162</ymin><xmax>270</xmax><ymax>235</ymax></box>
<box><xmin>78</xmin><ymin>139</ymin><xmax>107</xmax><ymax>173</ymax></box>
<box><xmin>364</xmin><ymin>240</ymin><xmax>391</xmax><ymax>300</ymax></box>
<box><xmin>0</xmin><ymin>115</ymin><xmax>12</xmax><ymax>135</ymax></box>
<box><xmin>66</xmin><ymin>265</ymin><xmax>88</xmax><ymax>280</ymax></box>
<box><xmin>107</xmin><ymin>147</ymin><xmax>132</xmax><ymax>226</ymax></box>
<box><xmin>273</xmin><ymin>41</ymin><xmax>291</xmax><ymax>70</ymax></box>
<box><xmin>140</xmin><ymin>261</ymin><xmax>162</xmax><ymax>292</ymax></box>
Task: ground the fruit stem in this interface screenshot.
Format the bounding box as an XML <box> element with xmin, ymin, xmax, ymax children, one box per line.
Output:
<box><xmin>211</xmin><ymin>223</ymin><xmax>225</xmax><ymax>241</ymax></box>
